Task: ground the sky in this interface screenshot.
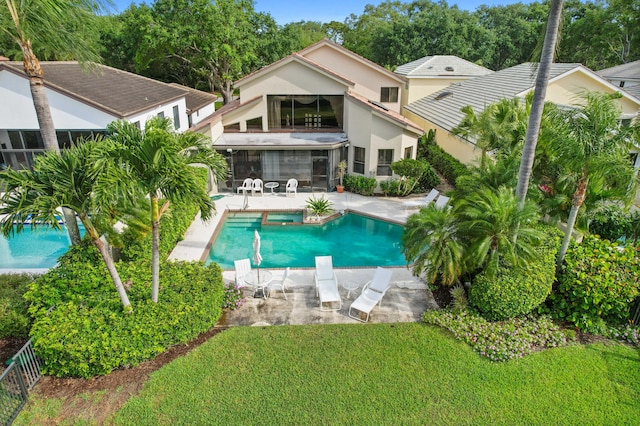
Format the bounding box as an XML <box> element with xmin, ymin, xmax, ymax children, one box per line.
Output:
<box><xmin>111</xmin><ymin>0</ymin><xmax>528</xmax><ymax>25</ymax></box>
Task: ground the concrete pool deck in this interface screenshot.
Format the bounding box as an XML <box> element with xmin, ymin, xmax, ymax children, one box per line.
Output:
<box><xmin>169</xmin><ymin>191</ymin><xmax>437</xmax><ymax>326</ymax></box>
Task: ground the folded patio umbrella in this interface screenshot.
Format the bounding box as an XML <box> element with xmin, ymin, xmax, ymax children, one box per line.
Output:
<box><xmin>253</xmin><ymin>229</ymin><xmax>262</xmax><ymax>281</ymax></box>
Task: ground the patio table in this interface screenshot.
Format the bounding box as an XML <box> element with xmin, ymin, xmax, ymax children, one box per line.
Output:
<box><xmin>243</xmin><ymin>270</ymin><xmax>273</xmax><ymax>298</ymax></box>
<box><xmin>265</xmin><ymin>182</ymin><xmax>279</xmax><ymax>195</ymax></box>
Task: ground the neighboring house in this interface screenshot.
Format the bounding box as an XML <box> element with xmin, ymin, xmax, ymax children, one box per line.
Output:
<box><xmin>403</xmin><ymin>62</ymin><xmax>640</xmax><ymax>165</ymax></box>
<box><xmin>597</xmin><ymin>60</ymin><xmax>640</xmax><ymax>100</ymax></box>
<box><xmin>193</xmin><ymin>39</ymin><xmax>423</xmax><ymax>192</ymax></box>
<box><xmin>0</xmin><ymin>60</ymin><xmax>216</xmax><ymax>170</ymax></box>
<box><xmin>394</xmin><ymin>55</ymin><xmax>493</xmax><ymax>107</ymax></box>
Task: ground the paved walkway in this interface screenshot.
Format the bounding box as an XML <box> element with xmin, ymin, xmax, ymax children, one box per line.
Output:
<box><xmin>169</xmin><ymin>191</ymin><xmax>437</xmax><ymax>326</ymax></box>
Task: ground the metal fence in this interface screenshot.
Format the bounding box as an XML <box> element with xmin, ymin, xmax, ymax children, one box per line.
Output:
<box><xmin>0</xmin><ymin>339</ymin><xmax>41</xmax><ymax>426</ymax></box>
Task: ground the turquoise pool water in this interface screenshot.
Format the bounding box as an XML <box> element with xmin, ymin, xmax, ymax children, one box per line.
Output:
<box><xmin>207</xmin><ymin>212</ymin><xmax>405</xmax><ymax>269</ymax></box>
<box><xmin>0</xmin><ymin>225</ymin><xmax>84</xmax><ymax>269</ymax></box>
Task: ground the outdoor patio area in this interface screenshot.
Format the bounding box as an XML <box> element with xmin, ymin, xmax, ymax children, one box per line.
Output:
<box><xmin>169</xmin><ymin>191</ymin><xmax>438</xmax><ymax>326</ymax></box>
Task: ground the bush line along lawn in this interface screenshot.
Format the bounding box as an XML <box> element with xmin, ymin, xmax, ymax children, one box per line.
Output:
<box><xmin>106</xmin><ymin>323</ymin><xmax>640</xmax><ymax>425</ymax></box>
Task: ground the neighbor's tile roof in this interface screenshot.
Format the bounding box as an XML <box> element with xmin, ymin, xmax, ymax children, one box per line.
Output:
<box><xmin>169</xmin><ymin>83</ymin><xmax>217</xmax><ymax>112</ymax></box>
<box><xmin>622</xmin><ymin>84</ymin><xmax>640</xmax><ymax>99</ymax></box>
<box><xmin>1</xmin><ymin>61</ymin><xmax>195</xmax><ymax>118</ymax></box>
<box><xmin>404</xmin><ymin>62</ymin><xmax>582</xmax><ymax>137</ymax></box>
<box><xmin>597</xmin><ymin>60</ymin><xmax>640</xmax><ymax>81</ymax></box>
<box><xmin>395</xmin><ymin>55</ymin><xmax>493</xmax><ymax>77</ymax></box>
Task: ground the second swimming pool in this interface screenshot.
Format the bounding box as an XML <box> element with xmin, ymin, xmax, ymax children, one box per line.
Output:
<box><xmin>206</xmin><ymin>212</ymin><xmax>405</xmax><ymax>269</ymax></box>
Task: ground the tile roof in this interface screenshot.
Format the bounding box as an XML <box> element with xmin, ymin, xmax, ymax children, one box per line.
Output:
<box><xmin>1</xmin><ymin>61</ymin><xmax>198</xmax><ymax>117</ymax></box>
<box><xmin>404</xmin><ymin>62</ymin><xmax>582</xmax><ymax>138</ymax></box>
<box><xmin>622</xmin><ymin>84</ymin><xmax>640</xmax><ymax>100</ymax></box>
<box><xmin>395</xmin><ymin>55</ymin><xmax>493</xmax><ymax>77</ymax></box>
<box><xmin>597</xmin><ymin>60</ymin><xmax>640</xmax><ymax>80</ymax></box>
<box><xmin>168</xmin><ymin>83</ymin><xmax>217</xmax><ymax>112</ymax></box>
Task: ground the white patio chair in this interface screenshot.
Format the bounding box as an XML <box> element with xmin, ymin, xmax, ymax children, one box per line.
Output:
<box><xmin>285</xmin><ymin>178</ymin><xmax>298</xmax><ymax>197</ymax></box>
<box><xmin>234</xmin><ymin>258</ymin><xmax>251</xmax><ymax>288</ymax></box>
<box><xmin>434</xmin><ymin>195</ymin><xmax>451</xmax><ymax>210</ymax></box>
<box><xmin>237</xmin><ymin>178</ymin><xmax>253</xmax><ymax>194</ymax></box>
<box><xmin>268</xmin><ymin>267</ymin><xmax>290</xmax><ymax>300</ymax></box>
<box><xmin>403</xmin><ymin>188</ymin><xmax>439</xmax><ymax>210</ymax></box>
<box><xmin>349</xmin><ymin>267</ymin><xmax>393</xmax><ymax>323</ymax></box>
<box><xmin>252</xmin><ymin>178</ymin><xmax>264</xmax><ymax>196</ymax></box>
<box><xmin>314</xmin><ymin>256</ymin><xmax>341</xmax><ymax>311</ymax></box>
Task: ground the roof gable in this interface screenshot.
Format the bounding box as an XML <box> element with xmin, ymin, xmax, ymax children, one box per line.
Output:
<box><xmin>597</xmin><ymin>60</ymin><xmax>640</xmax><ymax>80</ymax></box>
<box><xmin>298</xmin><ymin>39</ymin><xmax>406</xmax><ymax>84</ymax></box>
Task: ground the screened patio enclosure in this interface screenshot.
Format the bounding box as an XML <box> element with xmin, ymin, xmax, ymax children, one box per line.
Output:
<box><xmin>215</xmin><ymin>133</ymin><xmax>348</xmax><ymax>193</ymax></box>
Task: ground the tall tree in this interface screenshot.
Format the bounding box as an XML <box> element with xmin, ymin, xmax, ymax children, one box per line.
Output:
<box><xmin>102</xmin><ymin>118</ymin><xmax>228</xmax><ymax>303</ymax></box>
<box><xmin>0</xmin><ymin>140</ymin><xmax>133</xmax><ymax>312</ymax></box>
<box><xmin>515</xmin><ymin>0</ymin><xmax>564</xmax><ymax>207</ymax></box>
<box><xmin>542</xmin><ymin>91</ymin><xmax>638</xmax><ymax>269</ymax></box>
<box><xmin>1</xmin><ymin>0</ymin><xmax>108</xmax><ymax>244</ymax></box>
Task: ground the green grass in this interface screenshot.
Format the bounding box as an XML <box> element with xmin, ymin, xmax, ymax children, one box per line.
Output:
<box><xmin>112</xmin><ymin>323</ymin><xmax>640</xmax><ymax>425</ymax></box>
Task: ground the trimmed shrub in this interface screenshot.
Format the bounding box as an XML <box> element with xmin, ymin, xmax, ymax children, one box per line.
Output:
<box><xmin>547</xmin><ymin>235</ymin><xmax>640</xmax><ymax>331</ymax></box>
<box><xmin>588</xmin><ymin>204</ymin><xmax>632</xmax><ymax>242</ymax></box>
<box><xmin>343</xmin><ymin>174</ymin><xmax>377</xmax><ymax>196</ymax></box>
<box><xmin>0</xmin><ymin>274</ymin><xmax>35</xmax><ymax>338</ymax></box>
<box><xmin>415</xmin><ymin>162</ymin><xmax>441</xmax><ymax>192</ymax></box>
<box><xmin>417</xmin><ymin>132</ymin><xmax>469</xmax><ymax>185</ymax></box>
<box><xmin>469</xmin><ymin>226</ymin><xmax>561</xmax><ymax>321</ymax></box>
<box><xmin>27</xmin><ymin>261</ymin><xmax>224</xmax><ymax>378</ymax></box>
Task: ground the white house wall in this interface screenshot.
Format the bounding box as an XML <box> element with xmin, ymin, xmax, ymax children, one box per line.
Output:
<box><xmin>126</xmin><ymin>98</ymin><xmax>189</xmax><ymax>132</ymax></box>
<box><xmin>403</xmin><ymin>78</ymin><xmax>467</xmax><ymax>107</ymax></box>
<box><xmin>239</xmin><ymin>61</ymin><xmax>347</xmax><ymax>103</ymax></box>
<box><xmin>302</xmin><ymin>45</ymin><xmax>403</xmax><ymax>113</ymax></box>
<box><xmin>0</xmin><ymin>70</ymin><xmax>117</xmax><ymax>129</ymax></box>
<box><xmin>190</xmin><ymin>103</ymin><xmax>216</xmax><ymax>126</ymax></box>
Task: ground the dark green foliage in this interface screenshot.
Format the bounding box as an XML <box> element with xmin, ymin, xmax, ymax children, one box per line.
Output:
<box><xmin>343</xmin><ymin>174</ymin><xmax>377</xmax><ymax>196</ymax></box>
<box><xmin>0</xmin><ymin>274</ymin><xmax>35</xmax><ymax>338</ymax></box>
<box><xmin>587</xmin><ymin>205</ymin><xmax>632</xmax><ymax>242</ymax></box>
<box><xmin>381</xmin><ymin>158</ymin><xmax>440</xmax><ymax>196</ymax></box>
<box><xmin>415</xmin><ymin>162</ymin><xmax>441</xmax><ymax>192</ymax></box>
<box><xmin>27</xmin><ymin>261</ymin><xmax>224</xmax><ymax>378</ymax></box>
<box><xmin>417</xmin><ymin>133</ymin><xmax>469</xmax><ymax>185</ymax></box>
<box><xmin>469</xmin><ymin>226</ymin><xmax>561</xmax><ymax>321</ymax></box>
<box><xmin>548</xmin><ymin>235</ymin><xmax>640</xmax><ymax>331</ymax></box>
<box><xmin>119</xmin><ymin>167</ymin><xmax>208</xmax><ymax>262</ymax></box>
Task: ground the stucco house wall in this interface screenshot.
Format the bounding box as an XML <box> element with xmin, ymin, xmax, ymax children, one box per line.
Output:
<box><xmin>403</xmin><ymin>78</ymin><xmax>466</xmax><ymax>106</ymax></box>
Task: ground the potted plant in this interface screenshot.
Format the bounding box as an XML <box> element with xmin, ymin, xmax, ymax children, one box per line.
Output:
<box><xmin>305</xmin><ymin>195</ymin><xmax>334</xmax><ymax>221</ymax></box>
<box><xmin>336</xmin><ymin>160</ymin><xmax>347</xmax><ymax>193</ymax></box>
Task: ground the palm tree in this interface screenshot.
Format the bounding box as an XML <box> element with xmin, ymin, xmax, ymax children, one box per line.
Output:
<box><xmin>103</xmin><ymin>118</ymin><xmax>228</xmax><ymax>303</ymax></box>
<box><xmin>1</xmin><ymin>0</ymin><xmax>109</xmax><ymax>244</ymax></box>
<box><xmin>0</xmin><ymin>140</ymin><xmax>132</xmax><ymax>312</ymax></box>
<box><xmin>515</xmin><ymin>0</ymin><xmax>564</xmax><ymax>206</ymax></box>
<box><xmin>542</xmin><ymin>91</ymin><xmax>638</xmax><ymax>269</ymax></box>
<box><xmin>402</xmin><ymin>206</ymin><xmax>464</xmax><ymax>286</ymax></box>
<box><xmin>456</xmin><ymin>186</ymin><xmax>543</xmax><ymax>277</ymax></box>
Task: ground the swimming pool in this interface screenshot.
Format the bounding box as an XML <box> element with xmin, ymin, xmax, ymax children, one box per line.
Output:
<box><xmin>206</xmin><ymin>212</ymin><xmax>405</xmax><ymax>269</ymax></box>
<box><xmin>0</xmin><ymin>225</ymin><xmax>83</xmax><ymax>269</ymax></box>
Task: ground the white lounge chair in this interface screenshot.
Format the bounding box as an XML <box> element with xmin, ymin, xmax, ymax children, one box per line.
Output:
<box><xmin>252</xmin><ymin>178</ymin><xmax>264</xmax><ymax>196</ymax></box>
<box><xmin>269</xmin><ymin>267</ymin><xmax>290</xmax><ymax>300</ymax></box>
<box><xmin>314</xmin><ymin>256</ymin><xmax>341</xmax><ymax>311</ymax></box>
<box><xmin>349</xmin><ymin>267</ymin><xmax>393</xmax><ymax>322</ymax></box>
<box><xmin>237</xmin><ymin>178</ymin><xmax>253</xmax><ymax>194</ymax></box>
<box><xmin>434</xmin><ymin>195</ymin><xmax>450</xmax><ymax>210</ymax></box>
<box><xmin>234</xmin><ymin>258</ymin><xmax>251</xmax><ymax>288</ymax></box>
<box><xmin>403</xmin><ymin>188</ymin><xmax>439</xmax><ymax>209</ymax></box>
<box><xmin>285</xmin><ymin>178</ymin><xmax>298</xmax><ymax>197</ymax></box>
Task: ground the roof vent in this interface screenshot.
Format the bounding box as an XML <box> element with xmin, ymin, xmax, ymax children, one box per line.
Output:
<box><xmin>445</xmin><ymin>66</ymin><xmax>454</xmax><ymax>72</ymax></box>
<box><xmin>435</xmin><ymin>92</ymin><xmax>453</xmax><ymax>101</ymax></box>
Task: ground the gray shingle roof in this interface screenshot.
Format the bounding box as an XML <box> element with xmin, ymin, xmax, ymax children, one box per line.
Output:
<box><xmin>394</xmin><ymin>55</ymin><xmax>493</xmax><ymax>77</ymax></box>
<box><xmin>1</xmin><ymin>61</ymin><xmax>195</xmax><ymax>118</ymax></box>
<box><xmin>168</xmin><ymin>83</ymin><xmax>217</xmax><ymax>112</ymax></box>
<box><xmin>597</xmin><ymin>60</ymin><xmax>640</xmax><ymax>80</ymax></box>
<box><xmin>404</xmin><ymin>62</ymin><xmax>582</xmax><ymax>138</ymax></box>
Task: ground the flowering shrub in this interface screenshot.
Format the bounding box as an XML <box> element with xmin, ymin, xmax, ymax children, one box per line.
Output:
<box><xmin>605</xmin><ymin>324</ymin><xmax>640</xmax><ymax>346</ymax></box>
<box><xmin>223</xmin><ymin>284</ymin><xmax>246</xmax><ymax>310</ymax></box>
<box><xmin>423</xmin><ymin>309</ymin><xmax>568</xmax><ymax>362</ymax></box>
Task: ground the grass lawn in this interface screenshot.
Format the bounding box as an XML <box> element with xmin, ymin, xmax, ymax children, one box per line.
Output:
<box><xmin>108</xmin><ymin>323</ymin><xmax>640</xmax><ymax>425</ymax></box>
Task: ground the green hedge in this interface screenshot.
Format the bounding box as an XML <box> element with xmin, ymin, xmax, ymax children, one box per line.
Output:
<box><xmin>469</xmin><ymin>227</ymin><xmax>561</xmax><ymax>321</ymax></box>
<box><xmin>0</xmin><ymin>274</ymin><xmax>35</xmax><ymax>339</ymax></box>
<box><xmin>417</xmin><ymin>132</ymin><xmax>469</xmax><ymax>186</ymax></box>
<box><xmin>343</xmin><ymin>174</ymin><xmax>377</xmax><ymax>196</ymax></box>
<box><xmin>547</xmin><ymin>235</ymin><xmax>640</xmax><ymax>332</ymax></box>
<box><xmin>27</xmin><ymin>260</ymin><xmax>224</xmax><ymax>378</ymax></box>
